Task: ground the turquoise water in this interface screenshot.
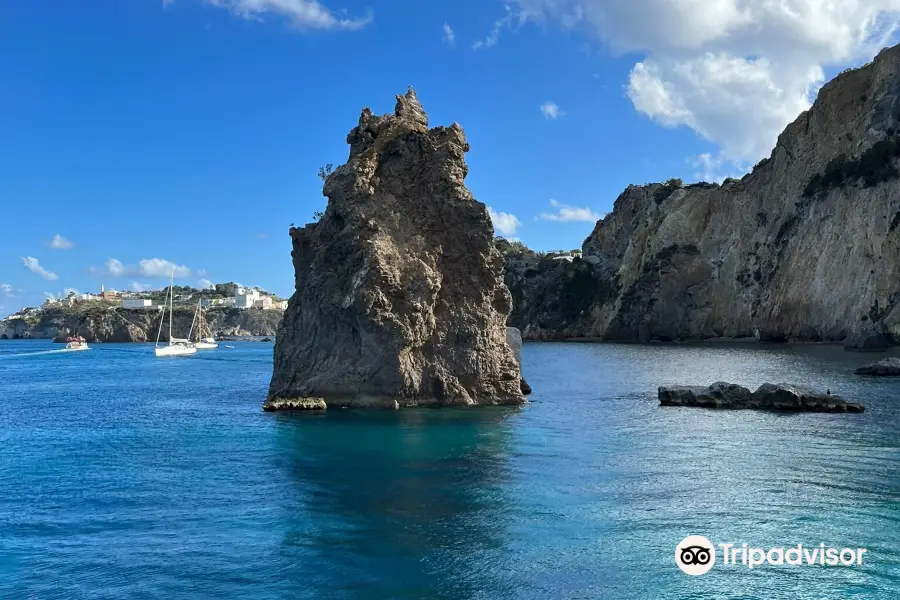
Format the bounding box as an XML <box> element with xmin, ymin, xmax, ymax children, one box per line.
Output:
<box><xmin>1</xmin><ymin>339</ymin><xmax>898</xmax><ymax>598</ymax></box>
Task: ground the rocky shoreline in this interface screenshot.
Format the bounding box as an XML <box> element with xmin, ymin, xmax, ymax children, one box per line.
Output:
<box><xmin>659</xmin><ymin>382</ymin><xmax>865</xmax><ymax>413</ymax></box>
<box><xmin>8</xmin><ymin>305</ymin><xmax>284</xmax><ymax>343</ymax></box>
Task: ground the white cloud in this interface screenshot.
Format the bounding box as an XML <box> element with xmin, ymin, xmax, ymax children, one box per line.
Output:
<box><xmin>22</xmin><ymin>257</ymin><xmax>58</xmax><ymax>281</ymax></box>
<box><xmin>130</xmin><ymin>282</ymin><xmax>153</xmax><ymax>292</ymax></box>
<box><xmin>690</xmin><ymin>152</ymin><xmax>744</xmax><ymax>183</ymax></box>
<box><xmin>488</xmin><ymin>206</ymin><xmax>522</xmax><ymax>236</ymax></box>
<box><xmin>443</xmin><ymin>23</ymin><xmax>455</xmax><ymax>45</ymax></box>
<box><xmin>538</xmin><ymin>199</ymin><xmax>603</xmax><ymax>222</ymax></box>
<box><xmin>47</xmin><ymin>234</ymin><xmax>74</xmax><ymax>250</ymax></box>
<box><xmin>205</xmin><ymin>0</ymin><xmax>372</xmax><ymax>31</ymax></box>
<box><xmin>106</xmin><ymin>258</ymin><xmax>125</xmax><ymax>277</ymax></box>
<box><xmin>540</xmin><ymin>102</ymin><xmax>564</xmax><ymax>120</ymax></box>
<box><xmin>473</xmin><ymin>4</ymin><xmax>532</xmax><ymax>50</ymax></box>
<box><xmin>490</xmin><ymin>1</ymin><xmax>900</xmax><ymax>163</ymax></box>
<box><xmin>1</xmin><ymin>283</ymin><xmax>23</xmax><ymax>297</ymax></box>
<box><xmin>628</xmin><ymin>54</ymin><xmax>823</xmax><ymax>163</ymax></box>
<box><xmin>44</xmin><ymin>287</ymin><xmax>79</xmax><ymax>300</ymax></box>
<box><xmin>139</xmin><ymin>258</ymin><xmax>192</xmax><ymax>278</ymax></box>
<box><xmin>90</xmin><ymin>257</ymin><xmax>192</xmax><ymax>279</ymax></box>
<box><xmin>198</xmin><ymin>278</ymin><xmax>215</xmax><ymax>289</ymax></box>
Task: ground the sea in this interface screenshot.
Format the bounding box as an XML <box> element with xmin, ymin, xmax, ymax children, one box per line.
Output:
<box><xmin>1</xmin><ymin>338</ymin><xmax>898</xmax><ymax>599</ymax></box>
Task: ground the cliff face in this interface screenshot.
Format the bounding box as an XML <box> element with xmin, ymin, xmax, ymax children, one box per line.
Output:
<box><xmin>268</xmin><ymin>89</ymin><xmax>524</xmax><ymax>409</ymax></box>
<box><xmin>35</xmin><ymin>305</ymin><xmax>283</xmax><ymax>342</ymax></box>
<box><xmin>518</xmin><ymin>45</ymin><xmax>900</xmax><ymax>343</ymax></box>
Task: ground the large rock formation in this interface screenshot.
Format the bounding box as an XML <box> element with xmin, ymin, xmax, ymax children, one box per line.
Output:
<box><xmin>512</xmin><ymin>44</ymin><xmax>900</xmax><ymax>343</ymax></box>
<box><xmin>266</xmin><ymin>89</ymin><xmax>525</xmax><ymax>410</ymax></box>
<box><xmin>659</xmin><ymin>382</ymin><xmax>864</xmax><ymax>413</ymax></box>
<box><xmin>854</xmin><ymin>357</ymin><xmax>900</xmax><ymax>375</ymax></box>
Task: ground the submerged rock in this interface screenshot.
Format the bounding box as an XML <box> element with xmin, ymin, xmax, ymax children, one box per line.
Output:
<box><xmin>267</xmin><ymin>88</ymin><xmax>525</xmax><ymax>410</ymax></box>
<box><xmin>263</xmin><ymin>397</ymin><xmax>327</xmax><ymax>411</ymax></box>
<box><xmin>854</xmin><ymin>357</ymin><xmax>900</xmax><ymax>376</ymax></box>
<box><xmin>659</xmin><ymin>381</ymin><xmax>864</xmax><ymax>413</ymax></box>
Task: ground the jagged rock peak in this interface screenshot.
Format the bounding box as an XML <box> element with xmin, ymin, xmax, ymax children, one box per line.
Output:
<box><xmin>395</xmin><ymin>86</ymin><xmax>428</xmax><ymax>128</ymax></box>
<box><xmin>346</xmin><ymin>87</ymin><xmax>432</xmax><ymax>160</ymax></box>
<box><xmin>267</xmin><ymin>89</ymin><xmax>523</xmax><ymax>410</ymax></box>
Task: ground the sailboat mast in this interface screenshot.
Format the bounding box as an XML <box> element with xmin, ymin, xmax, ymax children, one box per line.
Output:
<box><xmin>169</xmin><ymin>269</ymin><xmax>174</xmax><ymax>345</ymax></box>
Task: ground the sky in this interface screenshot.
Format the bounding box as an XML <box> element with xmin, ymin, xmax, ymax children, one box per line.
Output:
<box><xmin>3</xmin><ymin>0</ymin><xmax>900</xmax><ymax>314</ymax></box>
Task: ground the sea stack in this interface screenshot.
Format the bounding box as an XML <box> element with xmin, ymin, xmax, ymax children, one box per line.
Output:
<box><xmin>266</xmin><ymin>88</ymin><xmax>525</xmax><ymax>410</ymax></box>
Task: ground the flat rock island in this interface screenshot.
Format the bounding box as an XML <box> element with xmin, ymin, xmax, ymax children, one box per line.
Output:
<box><xmin>265</xmin><ymin>89</ymin><xmax>525</xmax><ymax>411</ymax></box>
<box><xmin>659</xmin><ymin>382</ymin><xmax>864</xmax><ymax>413</ymax></box>
<box><xmin>854</xmin><ymin>357</ymin><xmax>900</xmax><ymax>376</ymax></box>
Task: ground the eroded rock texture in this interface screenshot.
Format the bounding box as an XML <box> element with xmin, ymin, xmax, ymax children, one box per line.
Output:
<box><xmin>511</xmin><ymin>45</ymin><xmax>900</xmax><ymax>344</ymax></box>
<box><xmin>267</xmin><ymin>89</ymin><xmax>524</xmax><ymax>410</ymax></box>
<box><xmin>659</xmin><ymin>382</ymin><xmax>864</xmax><ymax>413</ymax></box>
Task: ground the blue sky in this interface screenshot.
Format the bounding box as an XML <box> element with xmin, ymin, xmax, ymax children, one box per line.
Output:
<box><xmin>2</xmin><ymin>0</ymin><xmax>897</xmax><ymax>313</ymax></box>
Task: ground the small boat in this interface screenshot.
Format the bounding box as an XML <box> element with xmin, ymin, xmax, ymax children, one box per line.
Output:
<box><xmin>224</xmin><ymin>345</ymin><xmax>235</xmax><ymax>349</ymax></box>
<box><xmin>155</xmin><ymin>269</ymin><xmax>197</xmax><ymax>357</ymax></box>
<box><xmin>189</xmin><ymin>300</ymin><xmax>218</xmax><ymax>350</ymax></box>
<box><xmin>63</xmin><ymin>336</ymin><xmax>90</xmax><ymax>351</ymax></box>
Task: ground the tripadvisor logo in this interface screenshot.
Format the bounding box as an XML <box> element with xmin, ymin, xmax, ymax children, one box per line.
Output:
<box><xmin>675</xmin><ymin>536</ymin><xmax>715</xmax><ymax>575</ymax></box>
<box><xmin>675</xmin><ymin>536</ymin><xmax>868</xmax><ymax>575</ymax></box>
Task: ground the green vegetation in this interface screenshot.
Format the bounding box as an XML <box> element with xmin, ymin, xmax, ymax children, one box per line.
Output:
<box><xmin>317</xmin><ymin>164</ymin><xmax>334</xmax><ymax>181</ymax></box>
<box><xmin>493</xmin><ymin>238</ymin><xmax>535</xmax><ymax>259</ymax></box>
<box><xmin>653</xmin><ymin>178</ymin><xmax>683</xmax><ymax>204</ymax></box>
<box><xmin>803</xmin><ymin>136</ymin><xmax>900</xmax><ymax>197</ymax></box>
<box><xmin>752</xmin><ymin>157</ymin><xmax>770</xmax><ymax>173</ymax></box>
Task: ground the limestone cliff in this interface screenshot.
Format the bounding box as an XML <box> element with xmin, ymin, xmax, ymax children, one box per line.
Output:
<box><xmin>267</xmin><ymin>88</ymin><xmax>524</xmax><ymax>409</ymax></box>
<box><xmin>516</xmin><ymin>44</ymin><xmax>900</xmax><ymax>343</ymax></box>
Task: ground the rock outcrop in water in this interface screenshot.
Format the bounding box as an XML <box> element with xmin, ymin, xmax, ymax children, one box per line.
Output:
<box><xmin>659</xmin><ymin>382</ymin><xmax>864</xmax><ymax>412</ymax></box>
<box><xmin>266</xmin><ymin>89</ymin><xmax>525</xmax><ymax>410</ymax></box>
<box><xmin>507</xmin><ymin>44</ymin><xmax>900</xmax><ymax>344</ymax></box>
<box><xmin>854</xmin><ymin>357</ymin><xmax>900</xmax><ymax>375</ymax></box>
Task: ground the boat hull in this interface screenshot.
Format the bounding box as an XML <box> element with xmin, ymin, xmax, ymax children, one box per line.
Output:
<box><xmin>155</xmin><ymin>345</ymin><xmax>197</xmax><ymax>357</ymax></box>
<box><xmin>62</xmin><ymin>345</ymin><xmax>90</xmax><ymax>352</ymax></box>
<box><xmin>194</xmin><ymin>342</ymin><xmax>218</xmax><ymax>350</ymax></box>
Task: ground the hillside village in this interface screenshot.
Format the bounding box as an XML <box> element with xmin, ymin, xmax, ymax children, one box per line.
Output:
<box><xmin>41</xmin><ymin>282</ymin><xmax>288</xmax><ymax>311</ymax></box>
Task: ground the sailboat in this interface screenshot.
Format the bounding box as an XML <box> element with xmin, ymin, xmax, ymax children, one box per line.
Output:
<box><xmin>154</xmin><ymin>269</ymin><xmax>197</xmax><ymax>357</ymax></box>
<box><xmin>189</xmin><ymin>299</ymin><xmax>218</xmax><ymax>350</ymax></box>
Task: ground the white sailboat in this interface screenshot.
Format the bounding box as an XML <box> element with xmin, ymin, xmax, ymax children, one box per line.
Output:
<box><xmin>154</xmin><ymin>269</ymin><xmax>197</xmax><ymax>357</ymax></box>
<box><xmin>189</xmin><ymin>299</ymin><xmax>218</xmax><ymax>350</ymax></box>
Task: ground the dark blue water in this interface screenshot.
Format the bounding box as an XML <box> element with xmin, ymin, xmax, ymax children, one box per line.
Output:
<box><xmin>1</xmin><ymin>339</ymin><xmax>898</xmax><ymax>598</ymax></box>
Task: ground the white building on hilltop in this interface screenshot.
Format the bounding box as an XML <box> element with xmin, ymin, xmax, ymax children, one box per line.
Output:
<box><xmin>253</xmin><ymin>296</ymin><xmax>274</xmax><ymax>310</ymax></box>
<box><xmin>235</xmin><ymin>288</ymin><xmax>260</xmax><ymax>309</ymax></box>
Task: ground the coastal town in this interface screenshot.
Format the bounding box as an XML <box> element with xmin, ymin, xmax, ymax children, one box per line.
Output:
<box><xmin>0</xmin><ymin>283</ymin><xmax>287</xmax><ymax>340</ymax></box>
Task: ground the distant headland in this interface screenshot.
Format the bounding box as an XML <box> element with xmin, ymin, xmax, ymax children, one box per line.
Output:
<box><xmin>0</xmin><ymin>282</ymin><xmax>286</xmax><ymax>341</ymax></box>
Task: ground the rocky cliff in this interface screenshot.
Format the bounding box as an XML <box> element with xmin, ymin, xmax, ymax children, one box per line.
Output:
<box><xmin>267</xmin><ymin>88</ymin><xmax>524</xmax><ymax>410</ymax></box>
<box><xmin>514</xmin><ymin>44</ymin><xmax>900</xmax><ymax>343</ymax></box>
<box><xmin>33</xmin><ymin>305</ymin><xmax>283</xmax><ymax>342</ymax></box>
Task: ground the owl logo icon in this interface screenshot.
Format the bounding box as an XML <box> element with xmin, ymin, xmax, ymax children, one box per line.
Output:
<box><xmin>675</xmin><ymin>536</ymin><xmax>716</xmax><ymax>575</ymax></box>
